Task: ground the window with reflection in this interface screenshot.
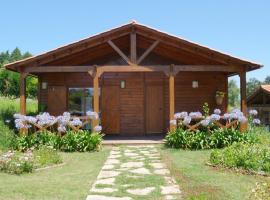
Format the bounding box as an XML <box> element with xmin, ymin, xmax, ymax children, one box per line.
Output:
<box><xmin>68</xmin><ymin>88</ymin><xmax>94</xmax><ymax>116</ymax></box>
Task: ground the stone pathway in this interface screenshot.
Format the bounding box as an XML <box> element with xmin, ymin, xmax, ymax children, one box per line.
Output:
<box><xmin>86</xmin><ymin>145</ymin><xmax>181</xmax><ymax>200</ymax></box>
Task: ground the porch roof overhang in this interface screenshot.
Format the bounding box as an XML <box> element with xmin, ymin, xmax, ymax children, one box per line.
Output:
<box><xmin>4</xmin><ymin>21</ymin><xmax>263</xmax><ymax>74</ymax></box>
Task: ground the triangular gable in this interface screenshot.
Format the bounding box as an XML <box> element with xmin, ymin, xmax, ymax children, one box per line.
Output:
<box><xmin>5</xmin><ymin>21</ymin><xmax>262</xmax><ymax>71</ymax></box>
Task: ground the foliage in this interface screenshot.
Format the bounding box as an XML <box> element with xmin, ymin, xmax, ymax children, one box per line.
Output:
<box><xmin>0</xmin><ymin>97</ymin><xmax>37</xmax><ymax>150</ymax></box>
<box><xmin>228</xmin><ymin>79</ymin><xmax>240</xmax><ymax>108</ymax></box>
<box><xmin>0</xmin><ymin>146</ymin><xmax>62</xmax><ymax>174</ymax></box>
<box><xmin>210</xmin><ymin>143</ymin><xmax>270</xmax><ymax>174</ymax></box>
<box><xmin>0</xmin><ymin>48</ymin><xmax>37</xmax><ymax>98</ymax></box>
<box><xmin>12</xmin><ymin>131</ymin><xmax>104</xmax><ymax>152</ymax></box>
<box><xmin>165</xmin><ymin>128</ymin><xmax>256</xmax><ymax>150</ymax></box>
<box><xmin>249</xmin><ymin>181</ymin><xmax>270</xmax><ymax>200</ymax></box>
<box><xmin>246</xmin><ymin>76</ymin><xmax>270</xmax><ymax>97</ymax></box>
<box><xmin>202</xmin><ymin>102</ymin><xmax>209</xmax><ymax>117</ymax></box>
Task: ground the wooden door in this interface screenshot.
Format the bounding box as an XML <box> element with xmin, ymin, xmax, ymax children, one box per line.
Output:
<box><xmin>101</xmin><ymin>86</ymin><xmax>120</xmax><ymax>134</ymax></box>
<box><xmin>48</xmin><ymin>86</ymin><xmax>67</xmax><ymax>115</ymax></box>
<box><xmin>146</xmin><ymin>85</ymin><xmax>164</xmax><ymax>134</ymax></box>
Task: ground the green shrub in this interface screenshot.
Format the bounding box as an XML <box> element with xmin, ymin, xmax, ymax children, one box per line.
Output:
<box><xmin>12</xmin><ymin>130</ymin><xmax>103</xmax><ymax>152</ymax></box>
<box><xmin>210</xmin><ymin>143</ymin><xmax>270</xmax><ymax>174</ymax></box>
<box><xmin>165</xmin><ymin>128</ymin><xmax>256</xmax><ymax>150</ymax></box>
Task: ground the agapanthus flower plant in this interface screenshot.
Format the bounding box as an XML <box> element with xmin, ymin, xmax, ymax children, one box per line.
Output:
<box><xmin>171</xmin><ymin>107</ymin><xmax>260</xmax><ymax>131</ymax></box>
<box><xmin>13</xmin><ymin>111</ymin><xmax>101</xmax><ymax>134</ymax></box>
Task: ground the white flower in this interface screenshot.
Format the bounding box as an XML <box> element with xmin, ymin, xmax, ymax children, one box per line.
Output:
<box><xmin>229</xmin><ymin>113</ymin><xmax>238</xmax><ymax>120</ymax></box>
<box><xmin>57</xmin><ymin>125</ymin><xmax>66</xmax><ymax>133</ymax></box>
<box><xmin>174</xmin><ymin>112</ymin><xmax>188</xmax><ymax>119</ymax></box>
<box><xmin>94</xmin><ymin>125</ymin><xmax>102</xmax><ymax>132</ymax></box>
<box><xmin>231</xmin><ymin>108</ymin><xmax>241</xmax><ymax>114</ymax></box>
<box><xmin>189</xmin><ymin>112</ymin><xmax>202</xmax><ymax>118</ymax></box>
<box><xmin>200</xmin><ymin>119</ymin><xmax>210</xmax><ymax>127</ymax></box>
<box><xmin>70</xmin><ymin>117</ymin><xmax>82</xmax><ymax>126</ymax></box>
<box><xmin>169</xmin><ymin>119</ymin><xmax>177</xmax><ymax>126</ymax></box>
<box><xmin>213</xmin><ymin>109</ymin><xmax>221</xmax><ymax>115</ymax></box>
<box><xmin>210</xmin><ymin>114</ymin><xmax>221</xmax><ymax>121</ymax></box>
<box><xmin>249</xmin><ymin>109</ymin><xmax>258</xmax><ymax>116</ymax></box>
<box><xmin>26</xmin><ymin>116</ymin><xmax>37</xmax><ymax>124</ymax></box>
<box><xmin>223</xmin><ymin>113</ymin><xmax>230</xmax><ymax>119</ymax></box>
<box><xmin>238</xmin><ymin>116</ymin><xmax>247</xmax><ymax>123</ymax></box>
<box><xmin>13</xmin><ymin>113</ymin><xmax>24</xmax><ymax>119</ymax></box>
<box><xmin>252</xmin><ymin>118</ymin><xmax>261</xmax><ymax>125</ymax></box>
<box><xmin>183</xmin><ymin>116</ymin><xmax>192</xmax><ymax>125</ymax></box>
<box><xmin>86</xmin><ymin>111</ymin><xmax>99</xmax><ymax>119</ymax></box>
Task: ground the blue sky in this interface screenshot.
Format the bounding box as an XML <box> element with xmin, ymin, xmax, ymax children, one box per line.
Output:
<box><xmin>0</xmin><ymin>0</ymin><xmax>269</xmax><ymax>81</ymax></box>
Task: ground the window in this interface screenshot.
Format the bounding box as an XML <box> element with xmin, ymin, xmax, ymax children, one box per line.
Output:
<box><xmin>68</xmin><ymin>88</ymin><xmax>94</xmax><ymax>116</ymax></box>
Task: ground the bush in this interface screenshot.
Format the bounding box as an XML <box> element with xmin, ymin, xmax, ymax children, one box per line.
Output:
<box><xmin>210</xmin><ymin>143</ymin><xmax>270</xmax><ymax>174</ymax></box>
<box><xmin>0</xmin><ymin>146</ymin><xmax>62</xmax><ymax>174</ymax></box>
<box><xmin>165</xmin><ymin>128</ymin><xmax>256</xmax><ymax>150</ymax></box>
<box><xmin>12</xmin><ymin>130</ymin><xmax>103</xmax><ymax>152</ymax></box>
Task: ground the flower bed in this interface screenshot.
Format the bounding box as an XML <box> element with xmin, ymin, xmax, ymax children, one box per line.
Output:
<box><xmin>165</xmin><ymin>107</ymin><xmax>261</xmax><ymax>149</ymax></box>
<box><xmin>0</xmin><ymin>146</ymin><xmax>62</xmax><ymax>174</ymax></box>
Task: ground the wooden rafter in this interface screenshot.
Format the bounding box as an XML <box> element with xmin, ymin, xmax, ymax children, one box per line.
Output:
<box><xmin>108</xmin><ymin>40</ymin><xmax>131</xmax><ymax>65</ymax></box>
<box><xmin>137</xmin><ymin>40</ymin><xmax>159</xmax><ymax>64</ymax></box>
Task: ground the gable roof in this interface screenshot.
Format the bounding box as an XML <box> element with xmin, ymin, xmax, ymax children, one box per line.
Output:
<box><xmin>5</xmin><ymin>21</ymin><xmax>263</xmax><ymax>71</ymax></box>
<box><xmin>247</xmin><ymin>84</ymin><xmax>270</xmax><ymax>104</ymax></box>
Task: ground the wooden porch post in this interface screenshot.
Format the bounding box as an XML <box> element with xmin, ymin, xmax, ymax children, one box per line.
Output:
<box><xmin>93</xmin><ymin>73</ymin><xmax>99</xmax><ymax>128</ymax></box>
<box><xmin>240</xmin><ymin>71</ymin><xmax>247</xmax><ymax>132</ymax></box>
<box><xmin>20</xmin><ymin>73</ymin><xmax>27</xmax><ymax>115</ymax></box>
<box><xmin>169</xmin><ymin>65</ymin><xmax>175</xmax><ymax>131</ymax></box>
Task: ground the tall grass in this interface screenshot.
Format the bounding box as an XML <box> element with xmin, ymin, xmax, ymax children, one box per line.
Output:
<box><xmin>0</xmin><ymin>96</ymin><xmax>37</xmax><ymax>150</ymax></box>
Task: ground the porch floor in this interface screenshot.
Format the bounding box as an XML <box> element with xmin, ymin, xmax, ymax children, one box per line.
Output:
<box><xmin>102</xmin><ymin>134</ymin><xmax>165</xmax><ymax>145</ymax></box>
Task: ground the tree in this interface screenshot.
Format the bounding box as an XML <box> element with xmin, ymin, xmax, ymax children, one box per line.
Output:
<box><xmin>0</xmin><ymin>48</ymin><xmax>37</xmax><ymax>98</ymax></box>
<box><xmin>264</xmin><ymin>76</ymin><xmax>270</xmax><ymax>84</ymax></box>
<box><xmin>228</xmin><ymin>79</ymin><xmax>240</xmax><ymax>108</ymax></box>
<box><xmin>247</xmin><ymin>78</ymin><xmax>261</xmax><ymax>97</ymax></box>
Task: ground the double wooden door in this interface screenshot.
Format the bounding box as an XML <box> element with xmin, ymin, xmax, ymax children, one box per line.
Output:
<box><xmin>101</xmin><ymin>83</ymin><xmax>164</xmax><ymax>135</ymax></box>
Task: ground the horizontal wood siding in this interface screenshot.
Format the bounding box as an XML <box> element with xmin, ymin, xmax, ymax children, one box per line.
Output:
<box><xmin>175</xmin><ymin>72</ymin><xmax>227</xmax><ymax>112</ymax></box>
<box><xmin>39</xmin><ymin>71</ymin><xmax>228</xmax><ymax>135</ymax></box>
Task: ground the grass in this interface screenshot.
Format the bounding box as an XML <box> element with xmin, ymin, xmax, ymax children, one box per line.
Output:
<box><xmin>160</xmin><ymin>148</ymin><xmax>269</xmax><ymax>200</ymax></box>
<box><xmin>0</xmin><ymin>96</ymin><xmax>37</xmax><ymax>151</ymax></box>
<box><xmin>0</xmin><ymin>149</ymin><xmax>109</xmax><ymax>200</ymax></box>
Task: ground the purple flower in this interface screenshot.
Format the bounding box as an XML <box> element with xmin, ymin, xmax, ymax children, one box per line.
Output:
<box><xmin>249</xmin><ymin>109</ymin><xmax>258</xmax><ymax>116</ymax></box>
<box><xmin>189</xmin><ymin>112</ymin><xmax>202</xmax><ymax>119</ymax></box>
<box><xmin>214</xmin><ymin>109</ymin><xmax>221</xmax><ymax>115</ymax></box>
<box><xmin>94</xmin><ymin>125</ymin><xmax>102</xmax><ymax>132</ymax></box>
<box><xmin>86</xmin><ymin>111</ymin><xmax>99</xmax><ymax>119</ymax></box>
<box><xmin>174</xmin><ymin>112</ymin><xmax>188</xmax><ymax>119</ymax></box>
<box><xmin>183</xmin><ymin>116</ymin><xmax>192</xmax><ymax>125</ymax></box>
<box><xmin>210</xmin><ymin>114</ymin><xmax>221</xmax><ymax>121</ymax></box>
<box><xmin>223</xmin><ymin>113</ymin><xmax>230</xmax><ymax>119</ymax></box>
<box><xmin>252</xmin><ymin>118</ymin><xmax>261</xmax><ymax>125</ymax></box>
<box><xmin>200</xmin><ymin>119</ymin><xmax>210</xmax><ymax>127</ymax></box>
<box><xmin>57</xmin><ymin>125</ymin><xmax>66</xmax><ymax>133</ymax></box>
<box><xmin>169</xmin><ymin>119</ymin><xmax>177</xmax><ymax>126</ymax></box>
<box><xmin>70</xmin><ymin>117</ymin><xmax>82</xmax><ymax>126</ymax></box>
<box><xmin>238</xmin><ymin>116</ymin><xmax>247</xmax><ymax>123</ymax></box>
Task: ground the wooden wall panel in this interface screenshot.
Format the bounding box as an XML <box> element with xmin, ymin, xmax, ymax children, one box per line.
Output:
<box><xmin>39</xmin><ymin>71</ymin><xmax>228</xmax><ymax>135</ymax></box>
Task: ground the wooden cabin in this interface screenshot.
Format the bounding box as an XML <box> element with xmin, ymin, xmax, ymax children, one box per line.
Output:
<box><xmin>5</xmin><ymin>21</ymin><xmax>262</xmax><ymax>136</ymax></box>
<box><xmin>248</xmin><ymin>85</ymin><xmax>270</xmax><ymax>126</ymax></box>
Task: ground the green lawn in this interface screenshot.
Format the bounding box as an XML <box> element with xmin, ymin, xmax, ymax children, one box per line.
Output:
<box><xmin>160</xmin><ymin>148</ymin><xmax>268</xmax><ymax>200</ymax></box>
<box><xmin>0</xmin><ymin>150</ymin><xmax>109</xmax><ymax>200</ymax></box>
